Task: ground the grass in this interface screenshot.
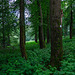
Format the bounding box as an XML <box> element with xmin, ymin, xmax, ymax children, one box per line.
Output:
<box><xmin>0</xmin><ymin>37</ymin><xmax>75</xmax><ymax>75</ymax></box>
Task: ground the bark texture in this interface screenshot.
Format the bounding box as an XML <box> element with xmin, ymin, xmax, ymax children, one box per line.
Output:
<box><xmin>20</xmin><ymin>0</ymin><xmax>27</xmax><ymax>59</ymax></box>
<box><xmin>37</xmin><ymin>0</ymin><xmax>45</xmax><ymax>49</ymax></box>
<box><xmin>70</xmin><ymin>4</ymin><xmax>73</xmax><ymax>39</ymax></box>
<box><xmin>35</xmin><ymin>29</ymin><xmax>37</xmax><ymax>43</ymax></box>
<box><xmin>50</xmin><ymin>0</ymin><xmax>63</xmax><ymax>70</ymax></box>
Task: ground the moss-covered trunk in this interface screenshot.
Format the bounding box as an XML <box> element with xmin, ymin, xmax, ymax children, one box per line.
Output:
<box><xmin>50</xmin><ymin>0</ymin><xmax>63</xmax><ymax>70</ymax></box>
<box><xmin>20</xmin><ymin>0</ymin><xmax>27</xmax><ymax>59</ymax></box>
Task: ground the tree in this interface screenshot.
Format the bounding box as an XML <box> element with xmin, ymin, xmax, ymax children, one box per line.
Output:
<box><xmin>35</xmin><ymin>27</ymin><xmax>38</xmax><ymax>43</ymax></box>
<box><xmin>37</xmin><ymin>0</ymin><xmax>45</xmax><ymax>49</ymax></box>
<box><xmin>20</xmin><ymin>0</ymin><xmax>27</xmax><ymax>59</ymax></box>
<box><xmin>2</xmin><ymin>0</ymin><xmax>5</xmax><ymax>48</ymax></box>
<box><xmin>50</xmin><ymin>0</ymin><xmax>63</xmax><ymax>70</ymax></box>
<box><xmin>47</xmin><ymin>9</ymin><xmax>50</xmax><ymax>44</ymax></box>
<box><xmin>70</xmin><ymin>1</ymin><xmax>73</xmax><ymax>39</ymax></box>
<box><xmin>28</xmin><ymin>0</ymin><xmax>50</xmax><ymax>44</ymax></box>
<box><xmin>7</xmin><ymin>0</ymin><xmax>10</xmax><ymax>46</ymax></box>
<box><xmin>61</xmin><ymin>0</ymin><xmax>74</xmax><ymax>38</ymax></box>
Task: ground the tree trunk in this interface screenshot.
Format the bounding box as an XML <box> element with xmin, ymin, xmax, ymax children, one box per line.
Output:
<box><xmin>2</xmin><ymin>0</ymin><xmax>5</xmax><ymax>48</ymax></box>
<box><xmin>20</xmin><ymin>0</ymin><xmax>27</xmax><ymax>59</ymax></box>
<box><xmin>35</xmin><ymin>29</ymin><xmax>37</xmax><ymax>43</ymax></box>
<box><xmin>3</xmin><ymin>24</ymin><xmax>5</xmax><ymax>48</ymax></box>
<box><xmin>7</xmin><ymin>1</ymin><xmax>10</xmax><ymax>46</ymax></box>
<box><xmin>70</xmin><ymin>4</ymin><xmax>73</xmax><ymax>39</ymax></box>
<box><xmin>47</xmin><ymin>10</ymin><xmax>50</xmax><ymax>44</ymax></box>
<box><xmin>50</xmin><ymin>0</ymin><xmax>63</xmax><ymax>70</ymax></box>
<box><xmin>7</xmin><ymin>33</ymin><xmax>10</xmax><ymax>46</ymax></box>
<box><xmin>37</xmin><ymin>0</ymin><xmax>45</xmax><ymax>49</ymax></box>
<box><xmin>44</xmin><ymin>27</ymin><xmax>45</xmax><ymax>42</ymax></box>
<box><xmin>24</xmin><ymin>25</ymin><xmax>25</xmax><ymax>44</ymax></box>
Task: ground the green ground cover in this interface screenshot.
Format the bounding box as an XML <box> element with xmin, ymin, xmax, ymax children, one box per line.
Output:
<box><xmin>0</xmin><ymin>38</ymin><xmax>75</xmax><ymax>75</ymax></box>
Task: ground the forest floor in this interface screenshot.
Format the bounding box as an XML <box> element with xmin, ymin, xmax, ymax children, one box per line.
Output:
<box><xmin>0</xmin><ymin>37</ymin><xmax>75</xmax><ymax>75</ymax></box>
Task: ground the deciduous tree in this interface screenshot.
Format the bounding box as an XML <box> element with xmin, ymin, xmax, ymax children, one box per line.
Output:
<box><xmin>50</xmin><ymin>0</ymin><xmax>63</xmax><ymax>70</ymax></box>
<box><xmin>20</xmin><ymin>0</ymin><xmax>27</xmax><ymax>59</ymax></box>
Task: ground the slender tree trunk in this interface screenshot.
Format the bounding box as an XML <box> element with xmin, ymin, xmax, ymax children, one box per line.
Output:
<box><xmin>47</xmin><ymin>10</ymin><xmax>50</xmax><ymax>44</ymax></box>
<box><xmin>43</xmin><ymin>14</ymin><xmax>46</xmax><ymax>42</ymax></box>
<box><xmin>35</xmin><ymin>28</ymin><xmax>37</xmax><ymax>43</ymax></box>
<box><xmin>3</xmin><ymin>24</ymin><xmax>5</xmax><ymax>48</ymax></box>
<box><xmin>7</xmin><ymin>0</ymin><xmax>10</xmax><ymax>46</ymax></box>
<box><xmin>50</xmin><ymin>0</ymin><xmax>63</xmax><ymax>70</ymax></box>
<box><xmin>24</xmin><ymin>25</ymin><xmax>25</xmax><ymax>44</ymax></box>
<box><xmin>7</xmin><ymin>33</ymin><xmax>10</xmax><ymax>46</ymax></box>
<box><xmin>2</xmin><ymin>0</ymin><xmax>5</xmax><ymax>48</ymax></box>
<box><xmin>44</xmin><ymin>27</ymin><xmax>45</xmax><ymax>42</ymax></box>
<box><xmin>20</xmin><ymin>0</ymin><xmax>27</xmax><ymax>59</ymax></box>
<box><xmin>37</xmin><ymin>0</ymin><xmax>45</xmax><ymax>49</ymax></box>
<box><xmin>70</xmin><ymin>4</ymin><xmax>73</xmax><ymax>39</ymax></box>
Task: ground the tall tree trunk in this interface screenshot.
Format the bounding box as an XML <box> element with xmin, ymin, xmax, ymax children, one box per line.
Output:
<box><xmin>24</xmin><ymin>25</ymin><xmax>25</xmax><ymax>44</ymax></box>
<box><xmin>37</xmin><ymin>0</ymin><xmax>45</xmax><ymax>49</ymax></box>
<box><xmin>20</xmin><ymin>0</ymin><xmax>27</xmax><ymax>59</ymax></box>
<box><xmin>7</xmin><ymin>0</ymin><xmax>10</xmax><ymax>46</ymax></box>
<box><xmin>50</xmin><ymin>0</ymin><xmax>63</xmax><ymax>70</ymax></box>
<box><xmin>47</xmin><ymin>10</ymin><xmax>50</xmax><ymax>44</ymax></box>
<box><xmin>2</xmin><ymin>0</ymin><xmax>5</xmax><ymax>48</ymax></box>
<box><xmin>3</xmin><ymin>24</ymin><xmax>5</xmax><ymax>48</ymax></box>
<box><xmin>35</xmin><ymin>28</ymin><xmax>37</xmax><ymax>43</ymax></box>
<box><xmin>7</xmin><ymin>33</ymin><xmax>10</xmax><ymax>46</ymax></box>
<box><xmin>44</xmin><ymin>27</ymin><xmax>45</xmax><ymax>42</ymax></box>
<box><xmin>70</xmin><ymin>4</ymin><xmax>73</xmax><ymax>39</ymax></box>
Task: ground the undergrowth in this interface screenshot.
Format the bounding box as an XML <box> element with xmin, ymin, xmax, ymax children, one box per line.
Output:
<box><xmin>0</xmin><ymin>38</ymin><xmax>75</xmax><ymax>75</ymax></box>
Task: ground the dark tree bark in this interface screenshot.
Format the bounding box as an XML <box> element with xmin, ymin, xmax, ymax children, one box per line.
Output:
<box><xmin>50</xmin><ymin>0</ymin><xmax>63</xmax><ymax>70</ymax></box>
<box><xmin>7</xmin><ymin>33</ymin><xmax>10</xmax><ymax>46</ymax></box>
<box><xmin>44</xmin><ymin>27</ymin><xmax>45</xmax><ymax>42</ymax></box>
<box><xmin>47</xmin><ymin>10</ymin><xmax>50</xmax><ymax>44</ymax></box>
<box><xmin>20</xmin><ymin>0</ymin><xmax>27</xmax><ymax>59</ymax></box>
<box><xmin>24</xmin><ymin>26</ymin><xmax>25</xmax><ymax>44</ymax></box>
<box><xmin>35</xmin><ymin>28</ymin><xmax>37</xmax><ymax>43</ymax></box>
<box><xmin>37</xmin><ymin>0</ymin><xmax>45</xmax><ymax>49</ymax></box>
<box><xmin>70</xmin><ymin>4</ymin><xmax>73</xmax><ymax>39</ymax></box>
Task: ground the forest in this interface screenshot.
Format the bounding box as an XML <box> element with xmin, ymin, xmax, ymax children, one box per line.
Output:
<box><xmin>0</xmin><ymin>0</ymin><xmax>75</xmax><ymax>75</ymax></box>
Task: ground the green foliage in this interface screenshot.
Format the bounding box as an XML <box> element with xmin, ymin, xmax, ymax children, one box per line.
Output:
<box><xmin>0</xmin><ymin>42</ymin><xmax>52</xmax><ymax>75</ymax></box>
<box><xmin>0</xmin><ymin>38</ymin><xmax>75</xmax><ymax>75</ymax></box>
<box><xmin>61</xmin><ymin>0</ymin><xmax>75</xmax><ymax>36</ymax></box>
<box><xmin>54</xmin><ymin>38</ymin><xmax>75</xmax><ymax>75</ymax></box>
